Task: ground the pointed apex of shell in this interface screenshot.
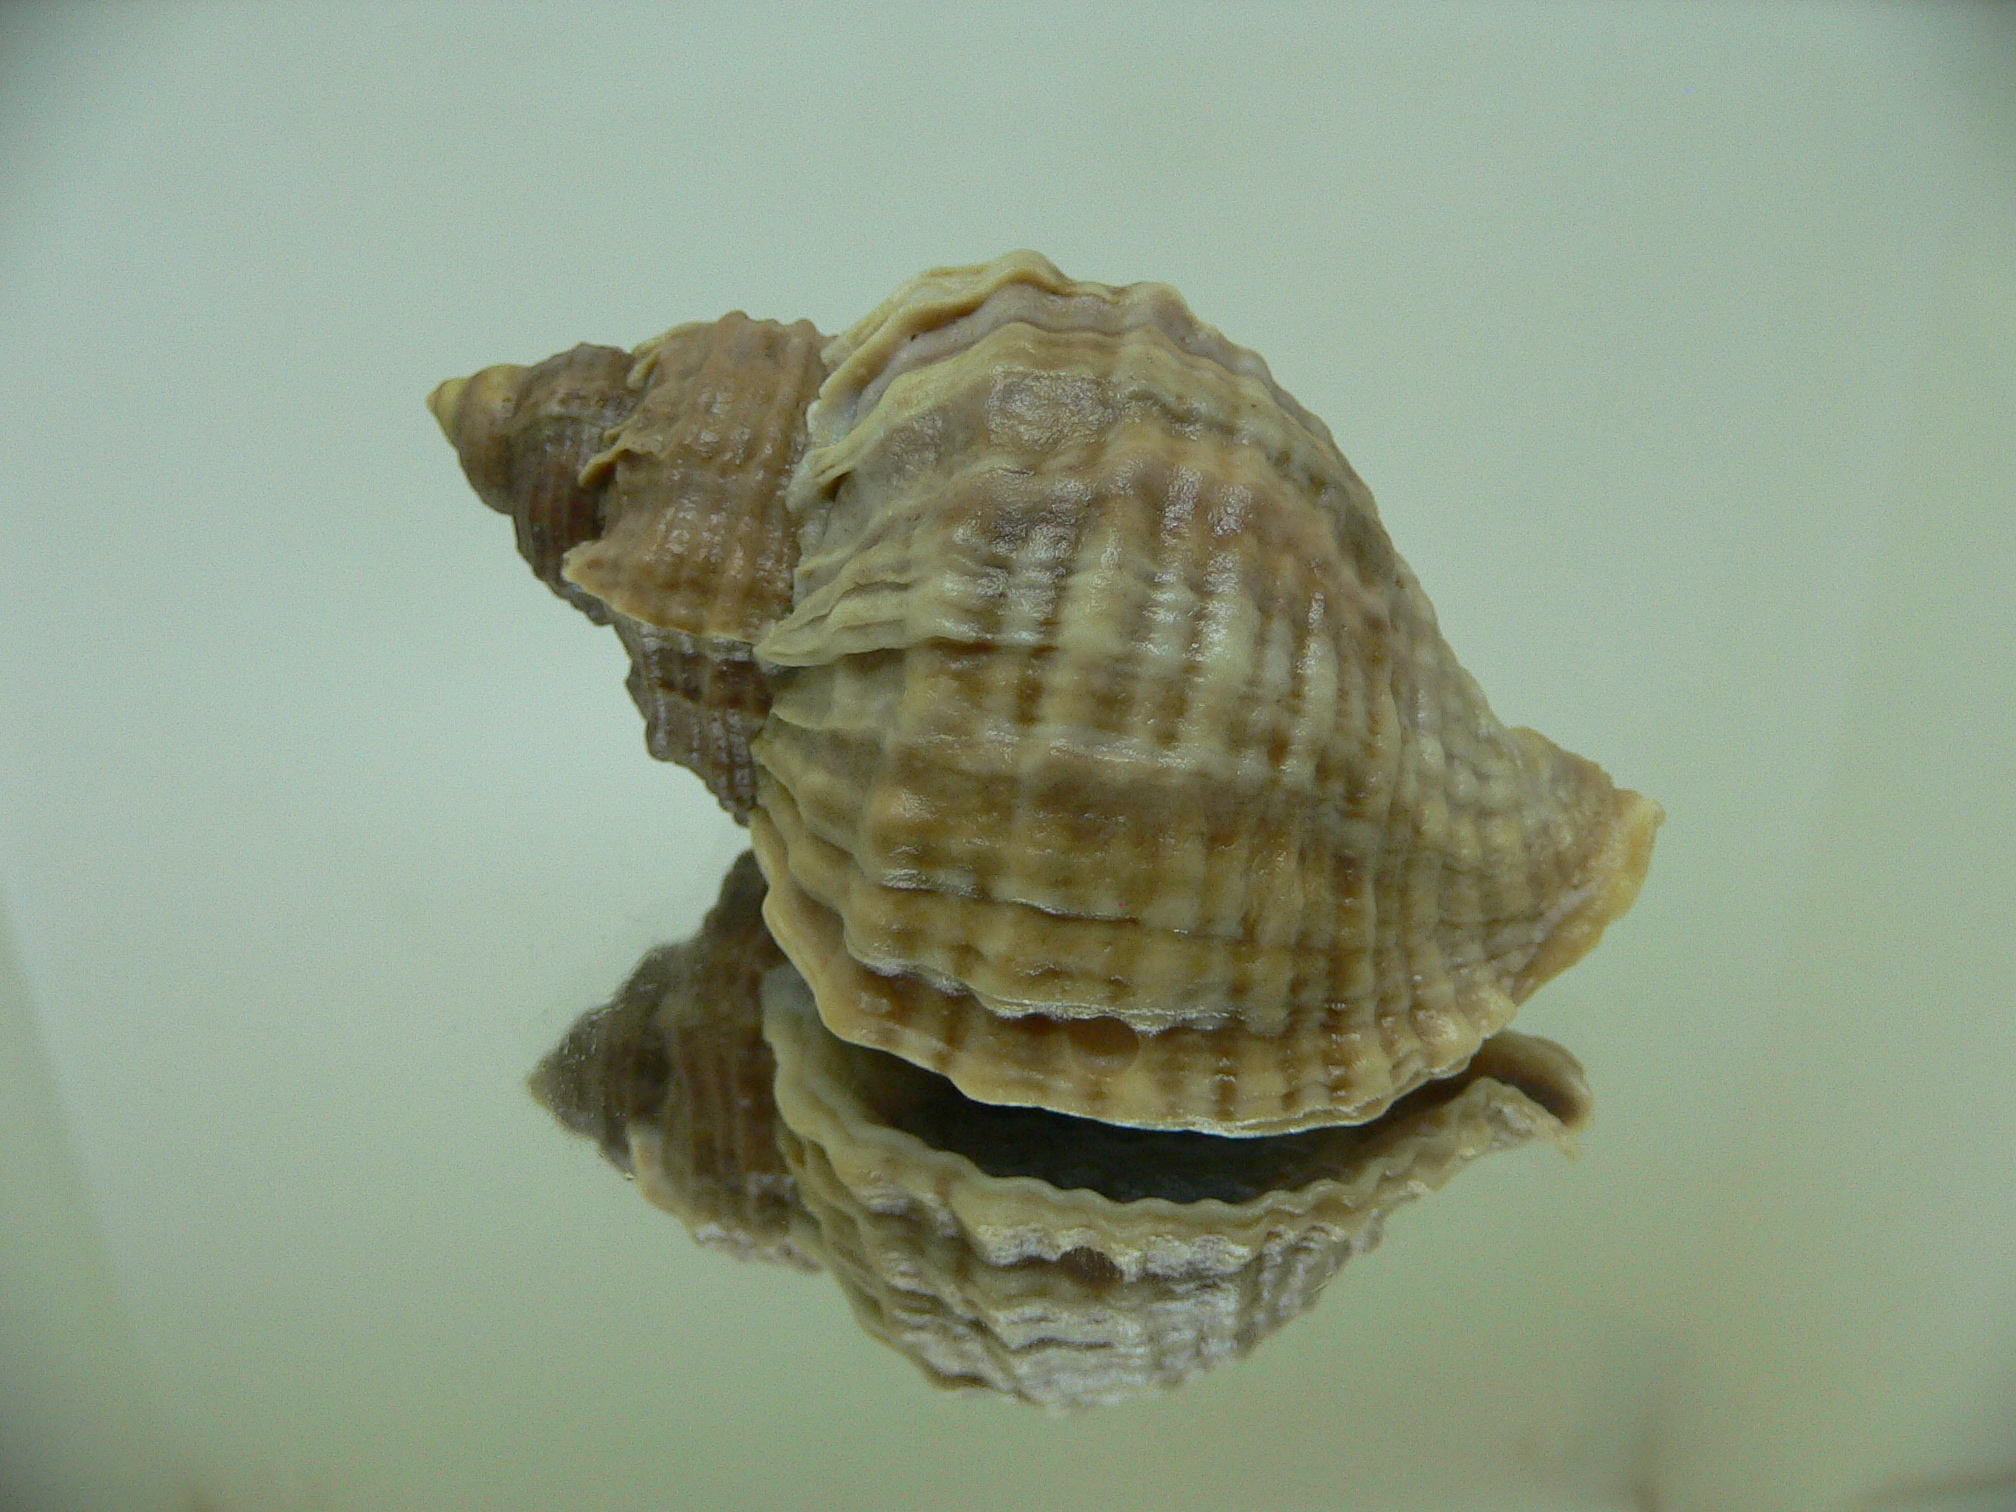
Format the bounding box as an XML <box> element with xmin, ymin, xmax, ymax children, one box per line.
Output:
<box><xmin>427</xmin><ymin>362</ymin><xmax>531</xmax><ymax>457</ymax></box>
<box><xmin>426</xmin><ymin>375</ymin><xmax>468</xmax><ymax>445</ymax></box>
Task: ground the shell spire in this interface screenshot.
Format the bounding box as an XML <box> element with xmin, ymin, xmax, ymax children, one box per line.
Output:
<box><xmin>429</xmin><ymin>344</ymin><xmax>641</xmax><ymax>619</ymax></box>
<box><xmin>432</xmin><ymin>314</ymin><xmax>829</xmax><ymax>818</ymax></box>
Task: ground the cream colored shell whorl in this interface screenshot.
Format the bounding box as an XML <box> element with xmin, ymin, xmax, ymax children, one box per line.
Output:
<box><xmin>748</xmin><ymin>252</ymin><xmax>1660</xmax><ymax>1136</ymax></box>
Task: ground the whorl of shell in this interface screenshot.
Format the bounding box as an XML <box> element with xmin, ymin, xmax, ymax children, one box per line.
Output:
<box><xmin>527</xmin><ymin>851</ymin><xmax>815</xmax><ymax>1269</ymax></box>
<box><xmin>761</xmin><ymin>964</ymin><xmax>1590</xmax><ymax>1409</ymax></box>
<box><xmin>431</xmin><ymin>314</ymin><xmax>827</xmax><ymax>818</ymax></box>
<box><xmin>749</xmin><ymin>251</ymin><xmax>1660</xmax><ymax>1135</ymax></box>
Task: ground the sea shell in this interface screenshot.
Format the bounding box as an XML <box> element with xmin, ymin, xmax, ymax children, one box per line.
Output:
<box><xmin>761</xmin><ymin>962</ymin><xmax>1590</xmax><ymax>1408</ymax></box>
<box><xmin>437</xmin><ymin>252</ymin><xmax>1659</xmax><ymax>1135</ymax></box>
<box><xmin>528</xmin><ymin>850</ymin><xmax>815</xmax><ymax>1269</ymax></box>
<box><xmin>753</xmin><ymin>254</ymin><xmax>1660</xmax><ymax>1132</ymax></box>
<box><xmin>529</xmin><ymin>849</ymin><xmax>1592</xmax><ymax>1408</ymax></box>
<box><xmin>432</xmin><ymin>313</ymin><xmax>827</xmax><ymax>817</ymax></box>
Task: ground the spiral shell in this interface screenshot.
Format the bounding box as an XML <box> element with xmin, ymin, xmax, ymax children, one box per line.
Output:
<box><xmin>432</xmin><ymin>313</ymin><xmax>826</xmax><ymax>817</ymax></box>
<box><xmin>761</xmin><ymin>962</ymin><xmax>1589</xmax><ymax>1408</ymax></box>
<box><xmin>438</xmin><ymin>252</ymin><xmax>1658</xmax><ymax>1137</ymax></box>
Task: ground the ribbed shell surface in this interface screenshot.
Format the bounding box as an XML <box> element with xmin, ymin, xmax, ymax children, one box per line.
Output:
<box><xmin>433</xmin><ymin>314</ymin><xmax>827</xmax><ymax>819</ymax></box>
<box><xmin>751</xmin><ymin>252</ymin><xmax>1659</xmax><ymax>1134</ymax></box>
<box><xmin>761</xmin><ymin>965</ymin><xmax>1588</xmax><ymax>1408</ymax></box>
<box><xmin>569</xmin><ymin>313</ymin><xmax>823</xmax><ymax>644</ymax></box>
<box><xmin>435</xmin><ymin>253</ymin><xmax>1658</xmax><ymax>1134</ymax></box>
<box><xmin>430</xmin><ymin>342</ymin><xmax>643</xmax><ymax>620</ymax></box>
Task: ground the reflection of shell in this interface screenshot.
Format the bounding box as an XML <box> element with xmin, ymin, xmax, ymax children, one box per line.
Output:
<box><xmin>528</xmin><ymin>852</ymin><xmax>814</xmax><ymax>1268</ymax></box>
<box><xmin>441</xmin><ymin>253</ymin><xmax>1658</xmax><ymax>1135</ymax></box>
<box><xmin>528</xmin><ymin>849</ymin><xmax>1590</xmax><ymax>1407</ymax></box>
<box><xmin>762</xmin><ymin>964</ymin><xmax>1589</xmax><ymax>1409</ymax></box>
<box><xmin>432</xmin><ymin>314</ymin><xmax>827</xmax><ymax>817</ymax></box>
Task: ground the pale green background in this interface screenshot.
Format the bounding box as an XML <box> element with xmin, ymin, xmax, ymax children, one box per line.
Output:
<box><xmin>2</xmin><ymin>4</ymin><xmax>2012</xmax><ymax>1510</ymax></box>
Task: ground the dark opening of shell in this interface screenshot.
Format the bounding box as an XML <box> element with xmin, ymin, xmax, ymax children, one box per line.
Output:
<box><xmin>827</xmin><ymin>1021</ymin><xmax>1590</xmax><ymax>1207</ymax></box>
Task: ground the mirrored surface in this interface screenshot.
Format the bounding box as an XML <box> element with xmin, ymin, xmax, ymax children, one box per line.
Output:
<box><xmin>3</xmin><ymin>6</ymin><xmax>2013</xmax><ymax>1511</ymax></box>
<box><xmin>527</xmin><ymin>850</ymin><xmax>1594</xmax><ymax>1410</ymax></box>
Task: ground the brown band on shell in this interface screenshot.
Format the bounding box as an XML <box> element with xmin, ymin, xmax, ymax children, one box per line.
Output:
<box><xmin>431</xmin><ymin>315</ymin><xmax>829</xmax><ymax>818</ymax></box>
<box><xmin>569</xmin><ymin>313</ymin><xmax>827</xmax><ymax>644</ymax></box>
<box><xmin>428</xmin><ymin>343</ymin><xmax>641</xmax><ymax>621</ymax></box>
<box><xmin>612</xmin><ymin>621</ymin><xmax>772</xmax><ymax>820</ymax></box>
